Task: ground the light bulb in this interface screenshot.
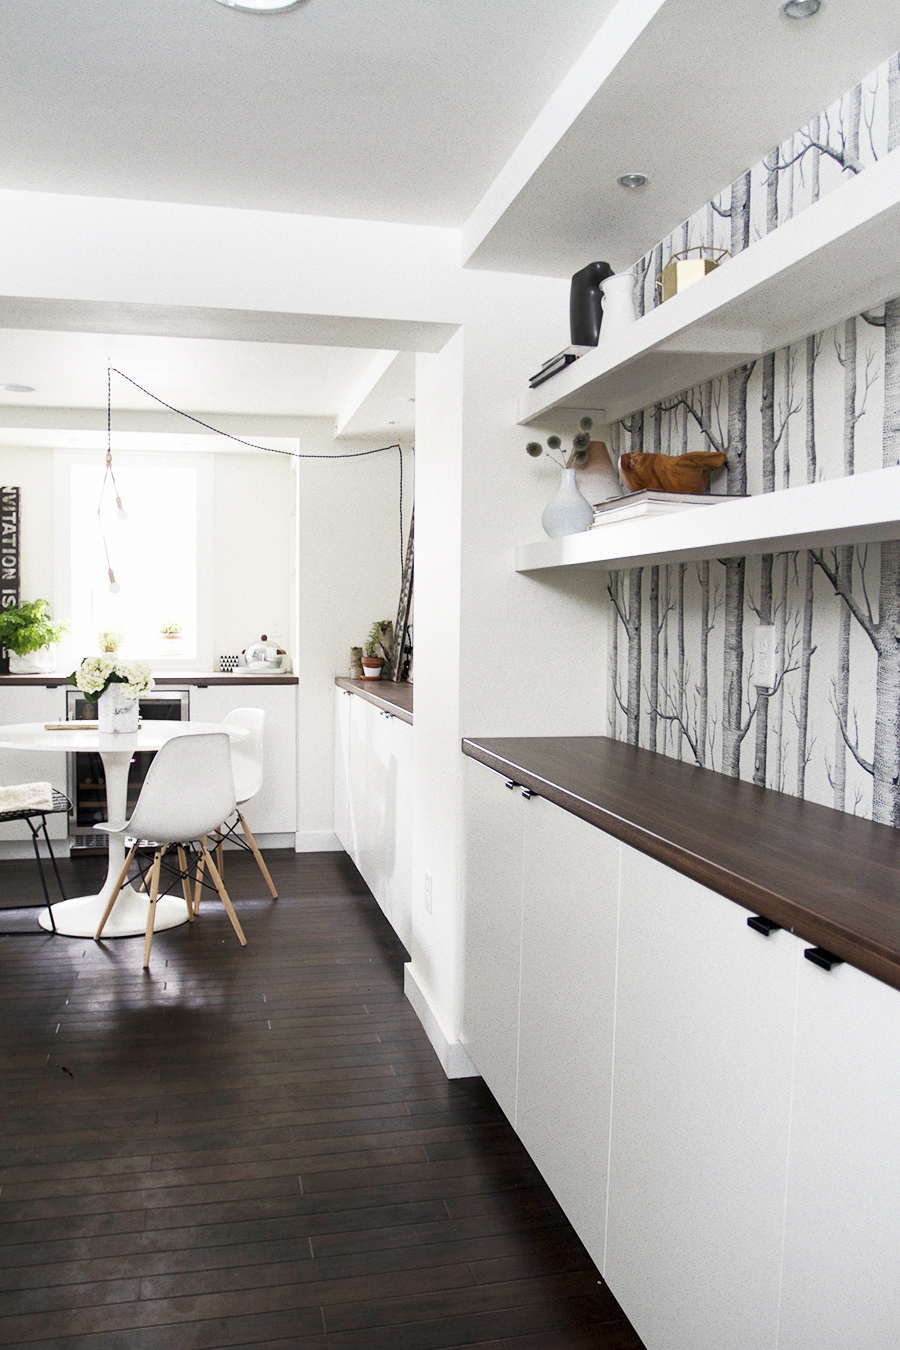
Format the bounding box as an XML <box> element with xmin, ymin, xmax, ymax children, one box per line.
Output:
<box><xmin>117</xmin><ymin>508</ymin><xmax>128</xmax><ymax>521</ymax></box>
<box><xmin>781</xmin><ymin>0</ymin><xmax>822</xmax><ymax>17</ymax></box>
<box><xmin>108</xmin><ymin>569</ymin><xmax>121</xmax><ymax>594</ymax></box>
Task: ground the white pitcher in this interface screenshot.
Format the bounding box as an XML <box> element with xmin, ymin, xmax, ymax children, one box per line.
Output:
<box><xmin>599</xmin><ymin>272</ymin><xmax>638</xmax><ymax>343</ymax></box>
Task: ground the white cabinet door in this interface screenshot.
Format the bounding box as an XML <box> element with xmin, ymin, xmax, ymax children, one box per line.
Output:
<box><xmin>516</xmin><ymin>794</ymin><xmax>619</xmax><ymax>1270</ymax></box>
<box><xmin>375</xmin><ymin>711</ymin><xmax>413</xmax><ymax>949</ymax></box>
<box><xmin>333</xmin><ymin>687</ymin><xmax>351</xmax><ymax>853</ymax></box>
<box><xmin>778</xmin><ymin>960</ymin><xmax>900</xmax><ymax>1350</ymax></box>
<box><xmin>334</xmin><ymin>691</ymin><xmax>413</xmax><ymax>947</ymax></box>
<box><xmin>188</xmin><ymin>684</ymin><xmax>296</xmax><ymax>835</ymax></box>
<box><xmin>461</xmin><ymin>758</ymin><xmax>525</xmax><ymax>1124</ymax></box>
<box><xmin>605</xmin><ymin>847</ymin><xmax>798</xmax><ymax>1350</ymax></box>
<box><xmin>0</xmin><ymin>685</ymin><xmax>69</xmax><ymax>840</ymax></box>
<box><xmin>349</xmin><ymin>695</ymin><xmax>378</xmax><ymax>894</ymax></box>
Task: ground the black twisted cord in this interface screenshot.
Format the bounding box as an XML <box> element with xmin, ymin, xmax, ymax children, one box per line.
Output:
<box><xmin>108</xmin><ymin>366</ymin><xmax>407</xmax><ymax>578</ymax></box>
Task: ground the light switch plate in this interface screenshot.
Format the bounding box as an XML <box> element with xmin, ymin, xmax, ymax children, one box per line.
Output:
<box><xmin>753</xmin><ymin>625</ymin><xmax>778</xmax><ymax>690</ymax></box>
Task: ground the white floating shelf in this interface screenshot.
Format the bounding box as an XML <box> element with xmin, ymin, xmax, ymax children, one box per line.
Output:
<box><xmin>518</xmin><ymin>150</ymin><xmax>900</xmax><ymax>427</ymax></box>
<box><xmin>515</xmin><ymin>466</ymin><xmax>900</xmax><ymax>573</ymax></box>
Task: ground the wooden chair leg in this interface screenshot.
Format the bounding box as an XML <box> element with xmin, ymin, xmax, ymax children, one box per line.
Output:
<box><xmin>142</xmin><ymin>850</ymin><xmax>163</xmax><ymax>968</ymax></box>
<box><xmin>94</xmin><ymin>842</ymin><xmax>139</xmax><ymax>940</ymax></box>
<box><xmin>237</xmin><ymin>811</ymin><xmax>278</xmax><ymax>899</ymax></box>
<box><xmin>138</xmin><ymin>842</ymin><xmax>168</xmax><ymax>892</ymax></box>
<box><xmin>193</xmin><ymin>836</ymin><xmax>207</xmax><ymax>915</ymax></box>
<box><xmin>176</xmin><ymin>845</ymin><xmax>193</xmax><ymax>921</ymax></box>
<box><xmin>215</xmin><ymin>827</ymin><xmax>224</xmax><ymax>879</ymax></box>
<box><xmin>200</xmin><ymin>843</ymin><xmax>247</xmax><ymax>946</ymax></box>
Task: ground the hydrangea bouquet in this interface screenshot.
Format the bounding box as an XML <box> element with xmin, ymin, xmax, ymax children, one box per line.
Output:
<box><xmin>70</xmin><ymin>656</ymin><xmax>155</xmax><ymax>700</ymax></box>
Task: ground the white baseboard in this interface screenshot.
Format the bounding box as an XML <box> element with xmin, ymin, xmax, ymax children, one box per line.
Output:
<box><xmin>240</xmin><ymin>832</ymin><xmax>294</xmax><ymax>851</ymax></box>
<box><xmin>294</xmin><ymin>831</ymin><xmax>341</xmax><ymax>853</ymax></box>
<box><xmin>404</xmin><ymin>962</ymin><xmax>480</xmax><ymax>1080</ymax></box>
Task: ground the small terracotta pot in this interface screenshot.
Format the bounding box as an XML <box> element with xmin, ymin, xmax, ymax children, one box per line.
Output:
<box><xmin>361</xmin><ymin>657</ymin><xmax>383</xmax><ymax>680</ymax></box>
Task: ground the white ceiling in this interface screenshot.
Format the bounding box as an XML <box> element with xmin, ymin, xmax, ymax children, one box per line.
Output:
<box><xmin>3</xmin><ymin>0</ymin><xmax>897</xmax><ymax>439</ymax></box>
<box><xmin>0</xmin><ymin>329</ymin><xmax>379</xmax><ymax>416</ymax></box>
<box><xmin>0</xmin><ymin>0</ymin><xmax>617</xmax><ymax>439</ymax></box>
<box><xmin>0</xmin><ymin>0</ymin><xmax>618</xmax><ymax>226</ymax></box>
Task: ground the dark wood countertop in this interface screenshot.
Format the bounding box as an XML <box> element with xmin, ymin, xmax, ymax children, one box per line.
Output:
<box><xmin>462</xmin><ymin>734</ymin><xmax>900</xmax><ymax>994</ymax></box>
<box><xmin>335</xmin><ymin>678</ymin><xmax>413</xmax><ymax>724</ymax></box>
<box><xmin>0</xmin><ymin>673</ymin><xmax>298</xmax><ymax>687</ymax></box>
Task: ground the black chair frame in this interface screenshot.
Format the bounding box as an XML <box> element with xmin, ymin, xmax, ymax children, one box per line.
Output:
<box><xmin>0</xmin><ymin>790</ymin><xmax>72</xmax><ymax>935</ymax></box>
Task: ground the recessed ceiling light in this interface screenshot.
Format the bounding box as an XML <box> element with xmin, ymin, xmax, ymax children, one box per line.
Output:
<box><xmin>213</xmin><ymin>0</ymin><xmax>306</xmax><ymax>12</ymax></box>
<box><xmin>0</xmin><ymin>383</ymin><xmax>35</xmax><ymax>393</ymax></box>
<box><xmin>617</xmin><ymin>173</ymin><xmax>649</xmax><ymax>190</ymax></box>
<box><xmin>781</xmin><ymin>0</ymin><xmax>822</xmax><ymax>18</ymax></box>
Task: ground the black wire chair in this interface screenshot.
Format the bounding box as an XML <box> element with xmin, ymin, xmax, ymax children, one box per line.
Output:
<box><xmin>0</xmin><ymin>790</ymin><xmax>72</xmax><ymax>935</ymax></box>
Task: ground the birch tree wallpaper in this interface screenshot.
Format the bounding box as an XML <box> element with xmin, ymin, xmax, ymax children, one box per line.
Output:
<box><xmin>606</xmin><ymin>50</ymin><xmax>900</xmax><ymax>828</ymax></box>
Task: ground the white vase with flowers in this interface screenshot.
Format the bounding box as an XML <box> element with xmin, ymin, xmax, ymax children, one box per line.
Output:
<box><xmin>71</xmin><ymin>656</ymin><xmax>155</xmax><ymax>733</ymax></box>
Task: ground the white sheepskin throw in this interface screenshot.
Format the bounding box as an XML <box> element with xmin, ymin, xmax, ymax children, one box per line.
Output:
<box><xmin>0</xmin><ymin>782</ymin><xmax>55</xmax><ymax>813</ymax></box>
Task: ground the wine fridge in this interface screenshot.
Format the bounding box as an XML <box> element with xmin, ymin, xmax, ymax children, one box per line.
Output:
<box><xmin>65</xmin><ymin>687</ymin><xmax>190</xmax><ymax>853</ymax></box>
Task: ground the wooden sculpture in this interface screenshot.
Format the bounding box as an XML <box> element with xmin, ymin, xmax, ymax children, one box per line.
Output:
<box><xmin>619</xmin><ymin>450</ymin><xmax>727</xmax><ymax>494</ymax></box>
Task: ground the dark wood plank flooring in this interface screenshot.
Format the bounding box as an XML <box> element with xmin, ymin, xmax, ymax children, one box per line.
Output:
<box><xmin>0</xmin><ymin>850</ymin><xmax>643</xmax><ymax>1349</ymax></box>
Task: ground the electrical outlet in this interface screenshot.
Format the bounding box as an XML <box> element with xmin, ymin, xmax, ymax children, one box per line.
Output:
<box><xmin>753</xmin><ymin>625</ymin><xmax>778</xmax><ymax>691</ymax></box>
<box><xmin>423</xmin><ymin>871</ymin><xmax>433</xmax><ymax>914</ymax></box>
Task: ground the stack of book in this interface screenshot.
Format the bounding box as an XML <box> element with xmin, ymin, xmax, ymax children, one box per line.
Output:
<box><xmin>528</xmin><ymin>345</ymin><xmax>593</xmax><ymax>388</ymax></box>
<box><xmin>590</xmin><ymin>490</ymin><xmax>741</xmax><ymax>527</ymax></box>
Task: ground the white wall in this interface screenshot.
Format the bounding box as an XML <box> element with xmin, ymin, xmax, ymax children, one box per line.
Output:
<box><xmin>212</xmin><ymin>451</ymin><xmax>294</xmax><ymax>663</ymax></box>
<box><xmin>407</xmin><ymin>267</ymin><xmax>613</xmax><ymax>1074</ymax></box>
<box><xmin>294</xmin><ymin>428</ymin><xmax>414</xmax><ymax>848</ymax></box>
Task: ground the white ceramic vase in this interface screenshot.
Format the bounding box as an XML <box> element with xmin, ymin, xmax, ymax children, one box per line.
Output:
<box><xmin>542</xmin><ymin>467</ymin><xmax>594</xmax><ymax>538</ymax></box>
<box><xmin>599</xmin><ymin>272</ymin><xmax>638</xmax><ymax>342</ymax></box>
<box><xmin>98</xmin><ymin>682</ymin><xmax>140</xmax><ymax>733</ymax></box>
<box><xmin>8</xmin><ymin>647</ymin><xmax>56</xmax><ymax>675</ymax></box>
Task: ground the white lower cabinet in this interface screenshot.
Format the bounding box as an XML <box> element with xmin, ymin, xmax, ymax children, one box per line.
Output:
<box><xmin>0</xmin><ymin>685</ymin><xmax>68</xmax><ymax>842</ymax></box>
<box><xmin>461</xmin><ymin>757</ymin><xmax>900</xmax><ymax>1350</ymax></box>
<box><xmin>333</xmin><ymin>688</ymin><xmax>351</xmax><ymax>849</ymax></box>
<box><xmin>778</xmin><ymin>960</ymin><xmax>900</xmax><ymax>1350</ymax></box>
<box><xmin>189</xmin><ymin>684</ymin><xmax>297</xmax><ymax>837</ymax></box>
<box><xmin>517</xmin><ymin>794</ymin><xmax>619</xmax><ymax>1267</ymax></box>
<box><xmin>604</xmin><ymin>847</ymin><xmax>798</xmax><ymax>1350</ymax></box>
<box><xmin>461</xmin><ymin>757</ymin><xmax>526</xmax><ymax>1123</ymax></box>
<box><xmin>333</xmin><ymin>687</ymin><xmax>412</xmax><ymax>947</ymax></box>
<box><xmin>462</xmin><ymin>760</ymin><xmax>618</xmax><ymax>1262</ymax></box>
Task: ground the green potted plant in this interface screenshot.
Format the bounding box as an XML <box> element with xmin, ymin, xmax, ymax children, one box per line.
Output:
<box><xmin>0</xmin><ymin>598</ymin><xmax>67</xmax><ymax>674</ymax></box>
<box><xmin>160</xmin><ymin>620</ymin><xmax>183</xmax><ymax>643</ymax></box>
<box><xmin>361</xmin><ymin>619</ymin><xmax>391</xmax><ymax>679</ymax></box>
<box><xmin>98</xmin><ymin>625</ymin><xmax>125</xmax><ymax>654</ymax></box>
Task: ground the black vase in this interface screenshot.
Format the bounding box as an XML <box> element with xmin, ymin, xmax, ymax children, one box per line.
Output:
<box><xmin>570</xmin><ymin>260</ymin><xmax>615</xmax><ymax>347</ymax></box>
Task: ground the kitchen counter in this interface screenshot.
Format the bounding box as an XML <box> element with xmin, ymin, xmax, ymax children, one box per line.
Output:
<box><xmin>462</xmin><ymin>734</ymin><xmax>900</xmax><ymax>993</ymax></box>
<box><xmin>0</xmin><ymin>672</ymin><xmax>298</xmax><ymax>686</ymax></box>
<box><xmin>335</xmin><ymin>677</ymin><xmax>413</xmax><ymax>724</ymax></box>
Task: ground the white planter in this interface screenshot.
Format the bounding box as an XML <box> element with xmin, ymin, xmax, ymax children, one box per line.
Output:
<box><xmin>98</xmin><ymin>683</ymin><xmax>140</xmax><ymax>733</ymax></box>
<box><xmin>361</xmin><ymin>659</ymin><xmax>384</xmax><ymax>679</ymax></box>
<box><xmin>8</xmin><ymin>646</ymin><xmax>56</xmax><ymax>675</ymax></box>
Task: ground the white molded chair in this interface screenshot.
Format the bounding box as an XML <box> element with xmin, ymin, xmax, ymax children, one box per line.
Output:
<box><xmin>94</xmin><ymin>733</ymin><xmax>247</xmax><ymax>966</ymax></box>
<box><xmin>209</xmin><ymin>708</ymin><xmax>278</xmax><ymax>902</ymax></box>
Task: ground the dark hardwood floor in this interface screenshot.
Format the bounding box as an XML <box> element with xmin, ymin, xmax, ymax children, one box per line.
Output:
<box><xmin>0</xmin><ymin>849</ymin><xmax>644</xmax><ymax>1350</ymax></box>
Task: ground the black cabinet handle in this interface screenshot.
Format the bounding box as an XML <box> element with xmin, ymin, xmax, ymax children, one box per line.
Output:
<box><xmin>521</xmin><ymin>787</ymin><xmax>536</xmax><ymax>800</ymax></box>
<box><xmin>747</xmin><ymin>915</ymin><xmax>782</xmax><ymax>936</ymax></box>
<box><xmin>504</xmin><ymin>779</ymin><xmax>518</xmax><ymax>790</ymax></box>
<box><xmin>804</xmin><ymin>947</ymin><xmax>844</xmax><ymax>972</ymax></box>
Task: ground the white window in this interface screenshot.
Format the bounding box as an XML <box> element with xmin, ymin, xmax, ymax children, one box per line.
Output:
<box><xmin>59</xmin><ymin>450</ymin><xmax>213</xmax><ymax>668</ymax></box>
